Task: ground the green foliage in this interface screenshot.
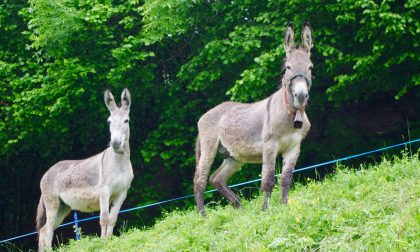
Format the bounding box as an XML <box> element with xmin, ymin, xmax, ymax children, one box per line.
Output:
<box><xmin>0</xmin><ymin>0</ymin><xmax>419</xmax><ymax>244</ymax></box>
<box><xmin>141</xmin><ymin>0</ymin><xmax>200</xmax><ymax>45</ymax></box>
<box><xmin>58</xmin><ymin>155</ymin><xmax>420</xmax><ymax>251</ymax></box>
<box><xmin>26</xmin><ymin>0</ymin><xmax>85</xmax><ymax>56</ymax></box>
<box><xmin>327</xmin><ymin>0</ymin><xmax>420</xmax><ymax>101</ymax></box>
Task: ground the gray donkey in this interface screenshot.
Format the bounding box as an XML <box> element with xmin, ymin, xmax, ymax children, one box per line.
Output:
<box><xmin>194</xmin><ymin>23</ymin><xmax>313</xmax><ymax>215</ymax></box>
<box><xmin>36</xmin><ymin>89</ymin><xmax>134</xmax><ymax>251</ymax></box>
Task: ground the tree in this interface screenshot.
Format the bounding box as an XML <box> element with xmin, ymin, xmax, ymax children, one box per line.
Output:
<box><xmin>0</xmin><ymin>0</ymin><xmax>418</xmax><ymax>247</ymax></box>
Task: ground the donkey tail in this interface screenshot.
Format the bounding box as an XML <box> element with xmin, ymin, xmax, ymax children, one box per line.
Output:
<box><xmin>195</xmin><ymin>135</ymin><xmax>201</xmax><ymax>167</ymax></box>
<box><xmin>36</xmin><ymin>195</ymin><xmax>46</xmax><ymax>232</ymax></box>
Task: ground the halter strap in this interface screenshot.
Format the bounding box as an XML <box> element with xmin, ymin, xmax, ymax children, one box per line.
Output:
<box><xmin>287</xmin><ymin>71</ymin><xmax>312</xmax><ymax>88</ymax></box>
<box><xmin>283</xmin><ymin>83</ymin><xmax>306</xmax><ymax>116</ymax></box>
<box><xmin>283</xmin><ymin>72</ymin><xmax>310</xmax><ymax>129</ymax></box>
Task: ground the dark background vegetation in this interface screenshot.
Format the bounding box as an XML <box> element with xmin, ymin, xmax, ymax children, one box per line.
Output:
<box><xmin>0</xmin><ymin>0</ymin><xmax>419</xmax><ymax>249</ymax></box>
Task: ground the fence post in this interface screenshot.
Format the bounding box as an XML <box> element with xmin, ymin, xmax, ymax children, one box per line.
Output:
<box><xmin>74</xmin><ymin>212</ymin><xmax>80</xmax><ymax>241</ymax></box>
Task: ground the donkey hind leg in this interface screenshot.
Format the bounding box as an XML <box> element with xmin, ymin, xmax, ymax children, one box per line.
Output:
<box><xmin>39</xmin><ymin>202</ymin><xmax>70</xmax><ymax>251</ymax></box>
<box><xmin>106</xmin><ymin>191</ymin><xmax>127</xmax><ymax>237</ymax></box>
<box><xmin>281</xmin><ymin>145</ymin><xmax>300</xmax><ymax>205</ymax></box>
<box><xmin>54</xmin><ymin>203</ymin><xmax>71</xmax><ymax>229</ymax></box>
<box><xmin>194</xmin><ymin>136</ymin><xmax>219</xmax><ymax>216</ymax></box>
<box><xmin>209</xmin><ymin>158</ymin><xmax>243</xmax><ymax>208</ymax></box>
<box><xmin>39</xmin><ymin>196</ymin><xmax>61</xmax><ymax>252</ymax></box>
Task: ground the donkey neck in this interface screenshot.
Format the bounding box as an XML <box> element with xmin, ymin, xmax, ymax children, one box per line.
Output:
<box><xmin>273</xmin><ymin>85</ymin><xmax>298</xmax><ymax>117</ymax></box>
<box><xmin>122</xmin><ymin>141</ymin><xmax>130</xmax><ymax>157</ymax></box>
<box><xmin>267</xmin><ymin>85</ymin><xmax>310</xmax><ymax>134</ymax></box>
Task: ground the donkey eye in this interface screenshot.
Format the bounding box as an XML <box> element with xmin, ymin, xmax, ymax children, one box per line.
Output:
<box><xmin>286</xmin><ymin>66</ymin><xmax>292</xmax><ymax>70</ymax></box>
<box><xmin>124</xmin><ymin>119</ymin><xmax>129</xmax><ymax>123</ymax></box>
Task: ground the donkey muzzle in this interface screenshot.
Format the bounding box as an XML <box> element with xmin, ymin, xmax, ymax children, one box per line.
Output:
<box><xmin>111</xmin><ymin>140</ymin><xmax>122</xmax><ymax>150</ymax></box>
<box><xmin>292</xmin><ymin>85</ymin><xmax>309</xmax><ymax>110</ymax></box>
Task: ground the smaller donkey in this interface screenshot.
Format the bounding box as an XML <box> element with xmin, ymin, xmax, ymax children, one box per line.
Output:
<box><xmin>36</xmin><ymin>89</ymin><xmax>134</xmax><ymax>251</ymax></box>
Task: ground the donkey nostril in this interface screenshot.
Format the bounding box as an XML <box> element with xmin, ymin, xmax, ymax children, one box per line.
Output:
<box><xmin>305</xmin><ymin>93</ymin><xmax>309</xmax><ymax>98</ymax></box>
<box><xmin>296</xmin><ymin>93</ymin><xmax>306</xmax><ymax>104</ymax></box>
<box><xmin>294</xmin><ymin>93</ymin><xmax>297</xmax><ymax>97</ymax></box>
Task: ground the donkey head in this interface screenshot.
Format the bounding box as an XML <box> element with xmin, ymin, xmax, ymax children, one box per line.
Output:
<box><xmin>283</xmin><ymin>22</ymin><xmax>313</xmax><ymax>110</ymax></box>
<box><xmin>104</xmin><ymin>88</ymin><xmax>131</xmax><ymax>154</ymax></box>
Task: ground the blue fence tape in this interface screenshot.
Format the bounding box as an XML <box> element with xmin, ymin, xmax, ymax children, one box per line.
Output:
<box><xmin>1</xmin><ymin>138</ymin><xmax>419</xmax><ymax>244</ymax></box>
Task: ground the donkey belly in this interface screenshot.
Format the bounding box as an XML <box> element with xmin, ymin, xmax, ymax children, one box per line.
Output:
<box><xmin>231</xmin><ymin>148</ymin><xmax>263</xmax><ymax>163</ymax></box>
<box><xmin>221</xmin><ymin>138</ymin><xmax>263</xmax><ymax>163</ymax></box>
<box><xmin>218</xmin><ymin>105</ymin><xmax>265</xmax><ymax>163</ymax></box>
<box><xmin>234</xmin><ymin>152</ymin><xmax>262</xmax><ymax>163</ymax></box>
<box><xmin>60</xmin><ymin>188</ymin><xmax>100</xmax><ymax>212</ymax></box>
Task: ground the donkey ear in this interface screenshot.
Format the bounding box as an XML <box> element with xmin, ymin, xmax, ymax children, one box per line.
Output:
<box><xmin>301</xmin><ymin>22</ymin><xmax>313</xmax><ymax>52</ymax></box>
<box><xmin>104</xmin><ymin>89</ymin><xmax>117</xmax><ymax>112</ymax></box>
<box><xmin>284</xmin><ymin>22</ymin><xmax>295</xmax><ymax>55</ymax></box>
<box><xmin>121</xmin><ymin>88</ymin><xmax>131</xmax><ymax>111</ymax></box>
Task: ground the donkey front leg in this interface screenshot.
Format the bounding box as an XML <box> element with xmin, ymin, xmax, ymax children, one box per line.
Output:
<box><xmin>261</xmin><ymin>141</ymin><xmax>279</xmax><ymax>211</ymax></box>
<box><xmin>281</xmin><ymin>145</ymin><xmax>300</xmax><ymax>205</ymax></box>
<box><xmin>106</xmin><ymin>191</ymin><xmax>127</xmax><ymax>237</ymax></box>
<box><xmin>99</xmin><ymin>188</ymin><xmax>111</xmax><ymax>238</ymax></box>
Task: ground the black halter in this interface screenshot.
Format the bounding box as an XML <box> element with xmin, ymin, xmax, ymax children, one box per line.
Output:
<box><xmin>282</xmin><ymin>72</ymin><xmax>310</xmax><ymax>129</ymax></box>
<box><xmin>287</xmin><ymin>71</ymin><xmax>312</xmax><ymax>88</ymax></box>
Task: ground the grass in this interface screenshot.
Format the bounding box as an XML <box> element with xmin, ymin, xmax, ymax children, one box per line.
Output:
<box><xmin>58</xmin><ymin>153</ymin><xmax>420</xmax><ymax>251</ymax></box>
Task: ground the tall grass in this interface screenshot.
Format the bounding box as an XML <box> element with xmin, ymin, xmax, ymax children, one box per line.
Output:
<box><xmin>58</xmin><ymin>153</ymin><xmax>420</xmax><ymax>251</ymax></box>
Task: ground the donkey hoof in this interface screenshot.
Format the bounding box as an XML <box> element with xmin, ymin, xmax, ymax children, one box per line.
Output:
<box><xmin>233</xmin><ymin>201</ymin><xmax>242</xmax><ymax>209</ymax></box>
<box><xmin>199</xmin><ymin>210</ymin><xmax>207</xmax><ymax>217</ymax></box>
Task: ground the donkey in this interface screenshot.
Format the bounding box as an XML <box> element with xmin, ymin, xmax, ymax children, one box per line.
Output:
<box><xmin>194</xmin><ymin>23</ymin><xmax>313</xmax><ymax>215</ymax></box>
<box><xmin>36</xmin><ymin>89</ymin><xmax>134</xmax><ymax>251</ymax></box>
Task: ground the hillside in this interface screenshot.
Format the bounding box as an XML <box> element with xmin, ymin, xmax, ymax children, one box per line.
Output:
<box><xmin>58</xmin><ymin>154</ymin><xmax>419</xmax><ymax>251</ymax></box>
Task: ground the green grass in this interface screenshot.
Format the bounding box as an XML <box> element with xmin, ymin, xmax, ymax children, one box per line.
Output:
<box><xmin>58</xmin><ymin>154</ymin><xmax>420</xmax><ymax>251</ymax></box>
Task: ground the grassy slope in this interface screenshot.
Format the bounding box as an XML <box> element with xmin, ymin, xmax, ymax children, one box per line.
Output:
<box><xmin>59</xmin><ymin>154</ymin><xmax>420</xmax><ymax>251</ymax></box>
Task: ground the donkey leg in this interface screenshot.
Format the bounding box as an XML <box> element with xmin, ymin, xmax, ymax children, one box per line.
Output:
<box><xmin>194</xmin><ymin>136</ymin><xmax>218</xmax><ymax>216</ymax></box>
<box><xmin>38</xmin><ymin>228</ymin><xmax>45</xmax><ymax>252</ymax></box>
<box><xmin>40</xmin><ymin>203</ymin><xmax>70</xmax><ymax>250</ymax></box>
<box><xmin>99</xmin><ymin>188</ymin><xmax>111</xmax><ymax>238</ymax></box>
<box><xmin>281</xmin><ymin>145</ymin><xmax>300</xmax><ymax>205</ymax></box>
<box><xmin>53</xmin><ymin>203</ymin><xmax>71</xmax><ymax>229</ymax></box>
<box><xmin>261</xmin><ymin>142</ymin><xmax>279</xmax><ymax>211</ymax></box>
<box><xmin>209</xmin><ymin>158</ymin><xmax>243</xmax><ymax>208</ymax></box>
<box><xmin>106</xmin><ymin>191</ymin><xmax>127</xmax><ymax>237</ymax></box>
<box><xmin>40</xmin><ymin>196</ymin><xmax>60</xmax><ymax>251</ymax></box>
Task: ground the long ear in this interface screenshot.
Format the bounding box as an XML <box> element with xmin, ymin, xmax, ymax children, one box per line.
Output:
<box><xmin>284</xmin><ymin>22</ymin><xmax>295</xmax><ymax>56</ymax></box>
<box><xmin>104</xmin><ymin>89</ymin><xmax>117</xmax><ymax>112</ymax></box>
<box><xmin>121</xmin><ymin>88</ymin><xmax>131</xmax><ymax>111</ymax></box>
<box><xmin>301</xmin><ymin>22</ymin><xmax>313</xmax><ymax>52</ymax></box>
